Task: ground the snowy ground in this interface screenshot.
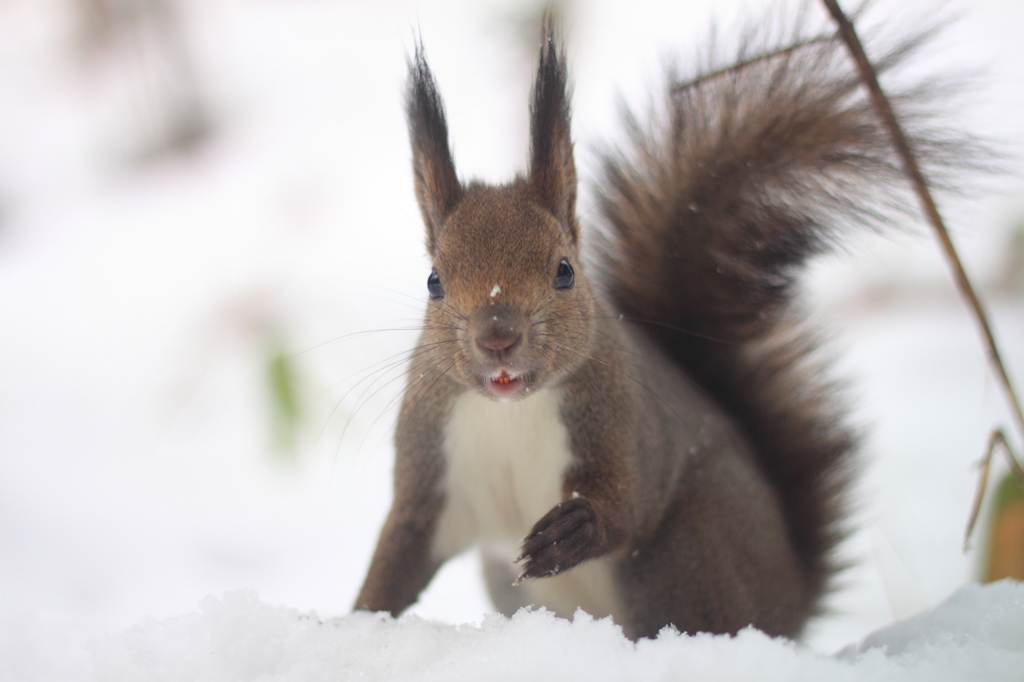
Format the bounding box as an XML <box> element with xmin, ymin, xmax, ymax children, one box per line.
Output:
<box><xmin>0</xmin><ymin>0</ymin><xmax>1023</xmax><ymax>680</ymax></box>
<box><xmin>23</xmin><ymin>582</ymin><xmax>1024</xmax><ymax>681</ymax></box>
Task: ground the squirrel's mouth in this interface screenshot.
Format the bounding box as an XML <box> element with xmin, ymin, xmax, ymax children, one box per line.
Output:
<box><xmin>486</xmin><ymin>368</ymin><xmax>528</xmax><ymax>400</ymax></box>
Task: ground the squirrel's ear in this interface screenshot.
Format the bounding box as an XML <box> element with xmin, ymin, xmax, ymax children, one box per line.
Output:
<box><xmin>407</xmin><ymin>45</ymin><xmax>462</xmax><ymax>256</ymax></box>
<box><xmin>528</xmin><ymin>22</ymin><xmax>578</xmax><ymax>244</ymax></box>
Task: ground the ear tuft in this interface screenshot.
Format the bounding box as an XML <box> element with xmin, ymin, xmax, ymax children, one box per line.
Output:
<box><xmin>407</xmin><ymin>42</ymin><xmax>462</xmax><ymax>256</ymax></box>
<box><xmin>529</xmin><ymin>18</ymin><xmax>578</xmax><ymax>244</ymax></box>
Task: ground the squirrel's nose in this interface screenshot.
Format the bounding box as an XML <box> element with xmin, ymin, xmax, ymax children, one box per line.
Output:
<box><xmin>476</xmin><ymin>330</ymin><xmax>522</xmax><ymax>357</ymax></box>
<box><xmin>473</xmin><ymin>306</ymin><xmax>525</xmax><ymax>360</ymax></box>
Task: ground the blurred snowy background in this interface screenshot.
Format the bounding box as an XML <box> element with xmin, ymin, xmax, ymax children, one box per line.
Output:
<box><xmin>0</xmin><ymin>0</ymin><xmax>1022</xmax><ymax>677</ymax></box>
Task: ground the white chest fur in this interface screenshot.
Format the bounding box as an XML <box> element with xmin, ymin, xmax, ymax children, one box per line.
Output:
<box><xmin>432</xmin><ymin>388</ymin><xmax>573</xmax><ymax>561</ymax></box>
<box><xmin>431</xmin><ymin>387</ymin><xmax>626</xmax><ymax>629</ymax></box>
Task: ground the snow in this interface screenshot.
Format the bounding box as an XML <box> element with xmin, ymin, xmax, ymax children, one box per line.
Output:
<box><xmin>841</xmin><ymin>581</ymin><xmax>1024</xmax><ymax>660</ymax></box>
<box><xmin>0</xmin><ymin>0</ymin><xmax>1023</xmax><ymax>680</ymax></box>
<box><xmin>29</xmin><ymin>582</ymin><xmax>1024</xmax><ymax>681</ymax></box>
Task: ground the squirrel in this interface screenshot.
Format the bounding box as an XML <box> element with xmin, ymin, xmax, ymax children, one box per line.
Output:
<box><xmin>353</xmin><ymin>11</ymin><xmax>967</xmax><ymax>640</ymax></box>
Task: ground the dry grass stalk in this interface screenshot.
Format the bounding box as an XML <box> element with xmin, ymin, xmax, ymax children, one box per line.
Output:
<box><xmin>819</xmin><ymin>0</ymin><xmax>1024</xmax><ymax>550</ymax></box>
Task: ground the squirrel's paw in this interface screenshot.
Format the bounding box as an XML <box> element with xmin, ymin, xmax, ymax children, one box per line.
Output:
<box><xmin>514</xmin><ymin>495</ymin><xmax>606</xmax><ymax>584</ymax></box>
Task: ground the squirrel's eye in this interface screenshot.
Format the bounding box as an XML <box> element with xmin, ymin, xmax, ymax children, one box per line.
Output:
<box><xmin>427</xmin><ymin>268</ymin><xmax>444</xmax><ymax>299</ymax></box>
<box><xmin>554</xmin><ymin>259</ymin><xmax>574</xmax><ymax>290</ymax></box>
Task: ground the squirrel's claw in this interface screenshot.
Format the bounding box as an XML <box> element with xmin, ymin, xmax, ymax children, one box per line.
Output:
<box><xmin>513</xmin><ymin>495</ymin><xmax>605</xmax><ymax>584</ymax></box>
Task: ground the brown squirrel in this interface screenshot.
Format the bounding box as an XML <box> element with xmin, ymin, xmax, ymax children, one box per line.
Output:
<box><xmin>354</xmin><ymin>13</ymin><xmax>966</xmax><ymax>640</ymax></box>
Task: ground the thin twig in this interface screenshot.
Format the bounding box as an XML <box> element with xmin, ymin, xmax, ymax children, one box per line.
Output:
<box><xmin>820</xmin><ymin>0</ymin><xmax>1024</xmax><ymax>450</ymax></box>
<box><xmin>671</xmin><ymin>33</ymin><xmax>836</xmax><ymax>93</ymax></box>
<box><xmin>964</xmin><ymin>428</ymin><xmax>1024</xmax><ymax>551</ymax></box>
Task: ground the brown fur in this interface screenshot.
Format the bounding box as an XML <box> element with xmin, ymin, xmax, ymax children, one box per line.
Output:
<box><xmin>355</xmin><ymin>13</ymin><xmax>975</xmax><ymax>638</ymax></box>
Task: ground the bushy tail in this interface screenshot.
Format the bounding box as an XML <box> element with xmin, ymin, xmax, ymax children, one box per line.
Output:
<box><xmin>597</xmin><ymin>12</ymin><xmax>976</xmax><ymax>613</ymax></box>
